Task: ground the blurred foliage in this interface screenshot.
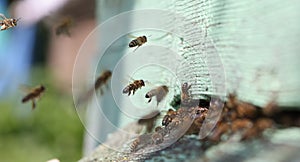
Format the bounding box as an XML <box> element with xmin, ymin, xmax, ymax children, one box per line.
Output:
<box><xmin>170</xmin><ymin>94</ymin><xmax>181</xmax><ymax>110</ymax></box>
<box><xmin>0</xmin><ymin>67</ymin><xmax>84</xmax><ymax>162</ymax></box>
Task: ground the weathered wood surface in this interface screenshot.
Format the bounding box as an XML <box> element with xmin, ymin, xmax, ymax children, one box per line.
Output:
<box><xmin>79</xmin><ymin>121</ymin><xmax>300</xmax><ymax>162</ymax></box>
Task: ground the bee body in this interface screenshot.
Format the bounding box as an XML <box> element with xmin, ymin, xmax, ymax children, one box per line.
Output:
<box><xmin>21</xmin><ymin>85</ymin><xmax>46</xmax><ymax>110</ymax></box>
<box><xmin>122</xmin><ymin>80</ymin><xmax>145</xmax><ymax>96</ymax></box>
<box><xmin>55</xmin><ymin>17</ymin><xmax>73</xmax><ymax>36</ymax></box>
<box><xmin>94</xmin><ymin>70</ymin><xmax>112</xmax><ymax>90</ymax></box>
<box><xmin>145</xmin><ymin>85</ymin><xmax>169</xmax><ymax>105</ymax></box>
<box><xmin>0</xmin><ymin>14</ymin><xmax>19</xmax><ymax>31</ymax></box>
<box><xmin>162</xmin><ymin>109</ymin><xmax>177</xmax><ymax>126</ymax></box>
<box><xmin>129</xmin><ymin>36</ymin><xmax>147</xmax><ymax>51</ymax></box>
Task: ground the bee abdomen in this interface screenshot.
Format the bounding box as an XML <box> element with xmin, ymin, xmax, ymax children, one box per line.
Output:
<box><xmin>22</xmin><ymin>94</ymin><xmax>34</xmax><ymax>103</ymax></box>
<box><xmin>129</xmin><ymin>40</ymin><xmax>138</xmax><ymax>47</ymax></box>
<box><xmin>122</xmin><ymin>87</ymin><xmax>130</xmax><ymax>93</ymax></box>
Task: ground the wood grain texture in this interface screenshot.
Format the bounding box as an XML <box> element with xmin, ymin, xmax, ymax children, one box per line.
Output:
<box><xmin>162</xmin><ymin>0</ymin><xmax>300</xmax><ymax>107</ymax></box>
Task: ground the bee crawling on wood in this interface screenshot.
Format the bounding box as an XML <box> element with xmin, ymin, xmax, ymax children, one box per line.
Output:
<box><xmin>0</xmin><ymin>13</ymin><xmax>20</xmax><ymax>31</ymax></box>
<box><xmin>128</xmin><ymin>35</ymin><xmax>147</xmax><ymax>52</ymax></box>
<box><xmin>122</xmin><ymin>79</ymin><xmax>145</xmax><ymax>96</ymax></box>
<box><xmin>162</xmin><ymin>109</ymin><xmax>177</xmax><ymax>126</ymax></box>
<box><xmin>21</xmin><ymin>84</ymin><xmax>46</xmax><ymax>110</ymax></box>
<box><xmin>130</xmin><ymin>106</ymin><xmax>204</xmax><ymax>153</ymax></box>
<box><xmin>145</xmin><ymin>85</ymin><xmax>169</xmax><ymax>105</ymax></box>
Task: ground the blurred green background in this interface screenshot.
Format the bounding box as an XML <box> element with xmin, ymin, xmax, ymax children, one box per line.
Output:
<box><xmin>0</xmin><ymin>0</ymin><xmax>97</xmax><ymax>161</ymax></box>
<box><xmin>0</xmin><ymin>67</ymin><xmax>84</xmax><ymax>162</ymax></box>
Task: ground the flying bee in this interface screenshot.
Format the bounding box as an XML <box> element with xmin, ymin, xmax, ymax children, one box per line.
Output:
<box><xmin>55</xmin><ymin>17</ymin><xmax>73</xmax><ymax>36</ymax></box>
<box><xmin>94</xmin><ymin>70</ymin><xmax>112</xmax><ymax>94</ymax></box>
<box><xmin>76</xmin><ymin>70</ymin><xmax>112</xmax><ymax>105</ymax></box>
<box><xmin>0</xmin><ymin>13</ymin><xmax>20</xmax><ymax>31</ymax></box>
<box><xmin>122</xmin><ymin>79</ymin><xmax>145</xmax><ymax>96</ymax></box>
<box><xmin>145</xmin><ymin>85</ymin><xmax>169</xmax><ymax>105</ymax></box>
<box><xmin>21</xmin><ymin>85</ymin><xmax>46</xmax><ymax>110</ymax></box>
<box><xmin>128</xmin><ymin>35</ymin><xmax>147</xmax><ymax>51</ymax></box>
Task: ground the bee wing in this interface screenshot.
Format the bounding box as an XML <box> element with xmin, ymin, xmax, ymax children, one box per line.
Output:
<box><xmin>0</xmin><ymin>13</ymin><xmax>7</xmax><ymax>20</ymax></box>
<box><xmin>76</xmin><ymin>89</ymin><xmax>92</xmax><ymax>106</ymax></box>
<box><xmin>127</xmin><ymin>34</ymin><xmax>138</xmax><ymax>38</ymax></box>
<box><xmin>31</xmin><ymin>100</ymin><xmax>36</xmax><ymax>110</ymax></box>
<box><xmin>19</xmin><ymin>84</ymin><xmax>33</xmax><ymax>93</ymax></box>
<box><xmin>123</xmin><ymin>75</ymin><xmax>136</xmax><ymax>83</ymax></box>
<box><xmin>133</xmin><ymin>46</ymin><xmax>140</xmax><ymax>52</ymax></box>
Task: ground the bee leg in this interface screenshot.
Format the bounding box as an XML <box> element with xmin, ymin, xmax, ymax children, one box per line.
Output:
<box><xmin>105</xmin><ymin>84</ymin><xmax>110</xmax><ymax>90</ymax></box>
<box><xmin>133</xmin><ymin>45</ymin><xmax>141</xmax><ymax>52</ymax></box>
<box><xmin>1</xmin><ymin>25</ymin><xmax>7</xmax><ymax>31</ymax></box>
<box><xmin>31</xmin><ymin>99</ymin><xmax>36</xmax><ymax>110</ymax></box>
<box><xmin>0</xmin><ymin>14</ymin><xmax>7</xmax><ymax>20</ymax></box>
<box><xmin>128</xmin><ymin>91</ymin><xmax>131</xmax><ymax>96</ymax></box>
<box><xmin>148</xmin><ymin>98</ymin><xmax>152</xmax><ymax>103</ymax></box>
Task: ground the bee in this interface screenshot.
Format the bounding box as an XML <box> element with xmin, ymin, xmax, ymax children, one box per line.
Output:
<box><xmin>0</xmin><ymin>13</ymin><xmax>20</xmax><ymax>31</ymax></box>
<box><xmin>208</xmin><ymin>123</ymin><xmax>230</xmax><ymax>142</ymax></box>
<box><xmin>21</xmin><ymin>85</ymin><xmax>46</xmax><ymax>110</ymax></box>
<box><xmin>181</xmin><ymin>82</ymin><xmax>192</xmax><ymax>101</ymax></box>
<box><xmin>55</xmin><ymin>17</ymin><xmax>73</xmax><ymax>36</ymax></box>
<box><xmin>236</xmin><ymin>102</ymin><xmax>257</xmax><ymax>118</ymax></box>
<box><xmin>151</xmin><ymin>131</ymin><xmax>164</xmax><ymax>144</ymax></box>
<box><xmin>94</xmin><ymin>70</ymin><xmax>112</xmax><ymax>94</ymax></box>
<box><xmin>129</xmin><ymin>35</ymin><xmax>147</xmax><ymax>51</ymax></box>
<box><xmin>162</xmin><ymin>109</ymin><xmax>177</xmax><ymax>126</ymax></box>
<box><xmin>130</xmin><ymin>138</ymin><xmax>140</xmax><ymax>152</ymax></box>
<box><xmin>145</xmin><ymin>85</ymin><xmax>169</xmax><ymax>105</ymax></box>
<box><xmin>122</xmin><ymin>79</ymin><xmax>145</xmax><ymax>96</ymax></box>
<box><xmin>76</xmin><ymin>70</ymin><xmax>112</xmax><ymax>105</ymax></box>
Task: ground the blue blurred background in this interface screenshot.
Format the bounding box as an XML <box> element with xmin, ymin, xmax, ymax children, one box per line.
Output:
<box><xmin>0</xmin><ymin>0</ymin><xmax>98</xmax><ymax>161</ymax></box>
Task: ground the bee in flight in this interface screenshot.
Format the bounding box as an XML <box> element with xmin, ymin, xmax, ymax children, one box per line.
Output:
<box><xmin>0</xmin><ymin>13</ymin><xmax>20</xmax><ymax>31</ymax></box>
<box><xmin>21</xmin><ymin>85</ymin><xmax>46</xmax><ymax>110</ymax></box>
<box><xmin>145</xmin><ymin>85</ymin><xmax>169</xmax><ymax>106</ymax></box>
<box><xmin>76</xmin><ymin>70</ymin><xmax>112</xmax><ymax>105</ymax></box>
<box><xmin>94</xmin><ymin>70</ymin><xmax>112</xmax><ymax>94</ymax></box>
<box><xmin>128</xmin><ymin>35</ymin><xmax>147</xmax><ymax>51</ymax></box>
<box><xmin>122</xmin><ymin>79</ymin><xmax>145</xmax><ymax>96</ymax></box>
<box><xmin>55</xmin><ymin>16</ymin><xmax>73</xmax><ymax>37</ymax></box>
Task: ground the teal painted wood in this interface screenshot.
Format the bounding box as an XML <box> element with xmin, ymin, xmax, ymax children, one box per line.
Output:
<box><xmin>154</xmin><ymin>0</ymin><xmax>300</xmax><ymax>107</ymax></box>
<box><xmin>95</xmin><ymin>0</ymin><xmax>300</xmax><ymax>108</ymax></box>
<box><xmin>206</xmin><ymin>0</ymin><xmax>300</xmax><ymax>107</ymax></box>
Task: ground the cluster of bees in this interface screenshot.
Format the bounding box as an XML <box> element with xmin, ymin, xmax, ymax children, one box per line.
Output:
<box><xmin>129</xmin><ymin>81</ymin><xmax>300</xmax><ymax>153</ymax></box>
<box><xmin>186</xmin><ymin>94</ymin><xmax>275</xmax><ymax>142</ymax></box>
<box><xmin>129</xmin><ymin>82</ymin><xmax>210</xmax><ymax>152</ymax></box>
